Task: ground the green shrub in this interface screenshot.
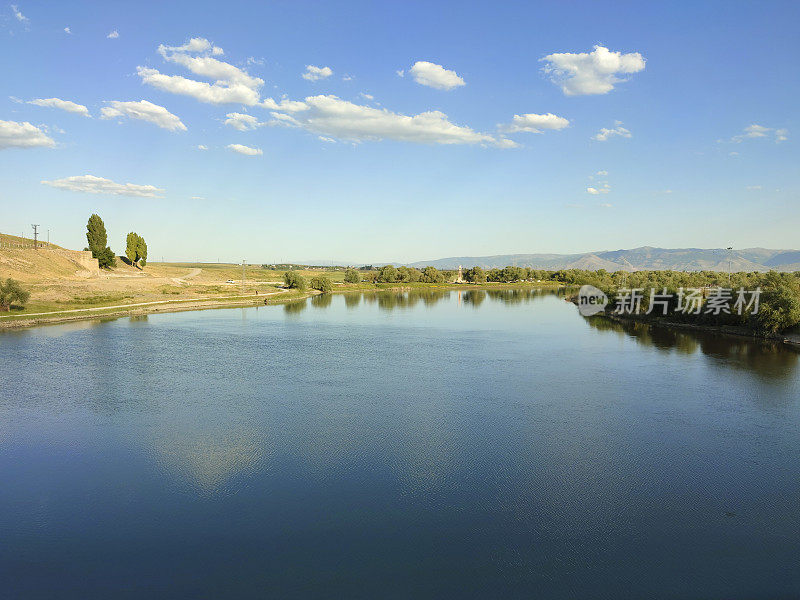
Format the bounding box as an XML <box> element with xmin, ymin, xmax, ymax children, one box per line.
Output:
<box><xmin>343</xmin><ymin>268</ymin><xmax>361</xmax><ymax>284</ymax></box>
<box><xmin>420</xmin><ymin>266</ymin><xmax>444</xmax><ymax>283</ymax></box>
<box><xmin>97</xmin><ymin>246</ymin><xmax>117</xmax><ymax>269</ymax></box>
<box><xmin>756</xmin><ymin>273</ymin><xmax>800</xmax><ymax>333</ymax></box>
<box><xmin>464</xmin><ymin>266</ymin><xmax>487</xmax><ymax>283</ymax></box>
<box><xmin>376</xmin><ymin>265</ymin><xmax>398</xmax><ymax>283</ymax></box>
<box><xmin>0</xmin><ymin>278</ymin><xmax>30</xmax><ymax>311</ymax></box>
<box><xmin>310</xmin><ymin>276</ymin><xmax>333</xmax><ymax>293</ymax></box>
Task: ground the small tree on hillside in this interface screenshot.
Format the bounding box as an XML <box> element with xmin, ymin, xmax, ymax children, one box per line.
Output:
<box><xmin>86</xmin><ymin>214</ymin><xmax>107</xmax><ymax>255</ymax></box>
<box><xmin>0</xmin><ymin>278</ymin><xmax>30</xmax><ymax>311</ymax></box>
<box><xmin>126</xmin><ymin>232</ymin><xmax>148</xmax><ymax>268</ymax></box>
<box><xmin>137</xmin><ymin>236</ymin><xmax>147</xmax><ymax>267</ymax></box>
<box><xmin>86</xmin><ymin>214</ymin><xmax>116</xmax><ymax>268</ymax></box>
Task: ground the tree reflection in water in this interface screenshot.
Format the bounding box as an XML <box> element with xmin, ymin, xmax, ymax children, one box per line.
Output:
<box><xmin>583</xmin><ymin>314</ymin><xmax>799</xmax><ymax>382</ymax></box>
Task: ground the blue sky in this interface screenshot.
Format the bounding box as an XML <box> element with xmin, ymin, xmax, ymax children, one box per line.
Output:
<box><xmin>1</xmin><ymin>0</ymin><xmax>798</xmax><ymax>263</ymax></box>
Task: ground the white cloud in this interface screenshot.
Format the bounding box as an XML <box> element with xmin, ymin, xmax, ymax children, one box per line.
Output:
<box><xmin>223</xmin><ymin>112</ymin><xmax>262</xmax><ymax>131</ymax></box>
<box><xmin>137</xmin><ymin>38</ymin><xmax>262</xmax><ymax>105</ymax></box>
<box><xmin>593</xmin><ymin>121</ymin><xmax>632</xmax><ymax>141</ymax></box>
<box><xmin>586</xmin><ymin>186</ymin><xmax>610</xmax><ymax>195</ymax></box>
<box><xmin>137</xmin><ymin>68</ymin><xmax>260</xmax><ymax>105</ymax></box>
<box><xmin>41</xmin><ymin>175</ymin><xmax>163</xmax><ymax>197</ymax></box>
<box><xmin>587</xmin><ymin>173</ymin><xmax>611</xmax><ymax>194</ymax></box>
<box><xmin>359</xmin><ymin>92</ymin><xmax>374</xmax><ymax>100</ymax></box>
<box><xmin>191</xmin><ymin>196</ymin><xmax>205</xmax><ymax>200</ymax></box>
<box><xmin>302</xmin><ymin>65</ymin><xmax>333</xmax><ymax>81</ymax></box>
<box><xmin>158</xmin><ymin>43</ymin><xmax>260</xmax><ymax>88</ymax></box>
<box><xmin>406</xmin><ymin>61</ymin><xmax>465</xmax><ymax>90</ymax></box>
<box><xmin>161</xmin><ymin>37</ymin><xmax>223</xmax><ymax>55</ymax></box>
<box><xmin>318</xmin><ymin>136</ymin><xmax>336</xmax><ymax>143</ymax></box>
<box><xmin>100</xmin><ymin>100</ymin><xmax>187</xmax><ymax>131</ymax></box>
<box><xmin>28</xmin><ymin>97</ymin><xmax>90</xmax><ymax>117</ymax></box>
<box><xmin>11</xmin><ymin>4</ymin><xmax>28</xmax><ymax>23</ymax></box>
<box><xmin>227</xmin><ymin>143</ymin><xmax>262</xmax><ymax>156</ymax></box>
<box><xmin>107</xmin><ymin>30</ymin><xmax>119</xmax><ymax>39</ymax></box>
<box><xmin>0</xmin><ymin>120</ymin><xmax>56</xmax><ymax>149</ymax></box>
<box><xmin>746</xmin><ymin>185</ymin><xmax>762</xmax><ymax>191</ymax></box>
<box><xmin>541</xmin><ymin>45</ymin><xmax>645</xmax><ymax>96</ymax></box>
<box><xmin>197</xmin><ymin>144</ymin><xmax>208</xmax><ymax>150</ymax></box>
<box><xmin>342</xmin><ymin>74</ymin><xmax>354</xmax><ymax>81</ymax></box>
<box><xmin>261</xmin><ymin>94</ymin><xmax>515</xmax><ymax>147</ymax></box>
<box><xmin>260</xmin><ymin>97</ymin><xmax>308</xmax><ymax>112</ymax></box>
<box><xmin>599</xmin><ymin>202</ymin><xmax>613</xmax><ymax>208</ymax></box>
<box><xmin>732</xmin><ymin>123</ymin><xmax>788</xmax><ymax>143</ymax></box>
<box><xmin>63</xmin><ymin>26</ymin><xmax>72</xmax><ymax>34</ymax></box>
<box><xmin>499</xmin><ymin>112</ymin><xmax>569</xmax><ymax>134</ymax></box>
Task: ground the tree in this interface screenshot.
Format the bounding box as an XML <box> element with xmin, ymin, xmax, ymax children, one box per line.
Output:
<box><xmin>137</xmin><ymin>236</ymin><xmax>147</xmax><ymax>267</ymax></box>
<box><xmin>344</xmin><ymin>268</ymin><xmax>361</xmax><ymax>284</ymax></box>
<box><xmin>377</xmin><ymin>265</ymin><xmax>398</xmax><ymax>283</ymax></box>
<box><xmin>310</xmin><ymin>276</ymin><xmax>333</xmax><ymax>293</ymax></box>
<box><xmin>756</xmin><ymin>272</ymin><xmax>800</xmax><ymax>333</ymax></box>
<box><xmin>397</xmin><ymin>266</ymin><xmax>422</xmax><ymax>283</ymax></box>
<box><xmin>86</xmin><ymin>214</ymin><xmax>107</xmax><ymax>256</ymax></box>
<box><xmin>0</xmin><ymin>278</ymin><xmax>30</xmax><ymax>311</ymax></box>
<box><xmin>420</xmin><ymin>266</ymin><xmax>444</xmax><ymax>283</ymax></box>
<box><xmin>126</xmin><ymin>232</ymin><xmax>148</xmax><ymax>268</ymax></box>
<box><xmin>86</xmin><ymin>214</ymin><xmax>116</xmax><ymax>268</ymax></box>
<box><xmin>464</xmin><ymin>266</ymin><xmax>486</xmax><ymax>284</ymax></box>
<box><xmin>283</xmin><ymin>270</ymin><xmax>306</xmax><ymax>290</ymax></box>
<box><xmin>97</xmin><ymin>246</ymin><xmax>117</xmax><ymax>269</ymax></box>
<box><xmin>126</xmin><ymin>232</ymin><xmax>138</xmax><ymax>265</ymax></box>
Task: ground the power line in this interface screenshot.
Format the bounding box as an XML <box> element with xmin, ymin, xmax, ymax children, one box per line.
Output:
<box><xmin>31</xmin><ymin>224</ymin><xmax>40</xmax><ymax>249</ymax></box>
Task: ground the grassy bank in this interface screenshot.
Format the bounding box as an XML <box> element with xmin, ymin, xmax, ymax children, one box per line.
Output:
<box><xmin>0</xmin><ymin>279</ymin><xmax>563</xmax><ymax>330</ymax></box>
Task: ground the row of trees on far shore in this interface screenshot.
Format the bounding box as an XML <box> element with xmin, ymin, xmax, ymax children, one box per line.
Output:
<box><xmin>283</xmin><ymin>271</ymin><xmax>334</xmax><ymax>293</ymax></box>
<box><xmin>85</xmin><ymin>214</ymin><xmax>147</xmax><ymax>269</ymax></box>
<box><xmin>280</xmin><ymin>262</ymin><xmax>799</xmax><ymax>334</ymax></box>
<box><xmin>359</xmin><ymin>264</ymin><xmax>800</xmax><ymax>333</ymax></box>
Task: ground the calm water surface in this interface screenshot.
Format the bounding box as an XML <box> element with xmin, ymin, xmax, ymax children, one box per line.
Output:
<box><xmin>1</xmin><ymin>290</ymin><xmax>799</xmax><ymax>599</ymax></box>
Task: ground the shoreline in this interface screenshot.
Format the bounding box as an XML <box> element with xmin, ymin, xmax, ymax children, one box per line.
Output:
<box><xmin>0</xmin><ymin>290</ymin><xmax>306</xmax><ymax>331</ymax></box>
<box><xmin>0</xmin><ymin>282</ymin><xmax>562</xmax><ymax>331</ymax></box>
<box><xmin>592</xmin><ymin>311</ymin><xmax>800</xmax><ymax>349</ymax></box>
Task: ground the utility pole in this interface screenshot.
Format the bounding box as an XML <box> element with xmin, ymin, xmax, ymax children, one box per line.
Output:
<box><xmin>47</xmin><ymin>229</ymin><xmax>50</xmax><ymax>246</ymax></box>
<box><xmin>242</xmin><ymin>260</ymin><xmax>246</xmax><ymax>295</ymax></box>
<box><xmin>31</xmin><ymin>224</ymin><xmax>40</xmax><ymax>249</ymax></box>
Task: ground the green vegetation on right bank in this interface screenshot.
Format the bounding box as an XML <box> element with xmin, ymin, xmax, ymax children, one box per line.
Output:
<box><xmin>564</xmin><ymin>268</ymin><xmax>800</xmax><ymax>335</ymax></box>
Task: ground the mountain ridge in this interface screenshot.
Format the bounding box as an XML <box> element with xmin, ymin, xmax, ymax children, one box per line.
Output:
<box><xmin>404</xmin><ymin>247</ymin><xmax>800</xmax><ymax>272</ymax></box>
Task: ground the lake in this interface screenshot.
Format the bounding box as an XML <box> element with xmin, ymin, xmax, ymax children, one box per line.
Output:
<box><xmin>1</xmin><ymin>289</ymin><xmax>799</xmax><ymax>599</ymax></box>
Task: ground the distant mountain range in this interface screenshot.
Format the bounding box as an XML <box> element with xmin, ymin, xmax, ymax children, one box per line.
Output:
<box><xmin>403</xmin><ymin>247</ymin><xmax>800</xmax><ymax>272</ymax></box>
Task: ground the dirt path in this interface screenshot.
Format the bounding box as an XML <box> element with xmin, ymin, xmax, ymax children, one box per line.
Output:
<box><xmin>0</xmin><ymin>289</ymin><xmax>285</xmax><ymax>320</ymax></box>
<box><xmin>171</xmin><ymin>267</ymin><xmax>202</xmax><ymax>285</ymax></box>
